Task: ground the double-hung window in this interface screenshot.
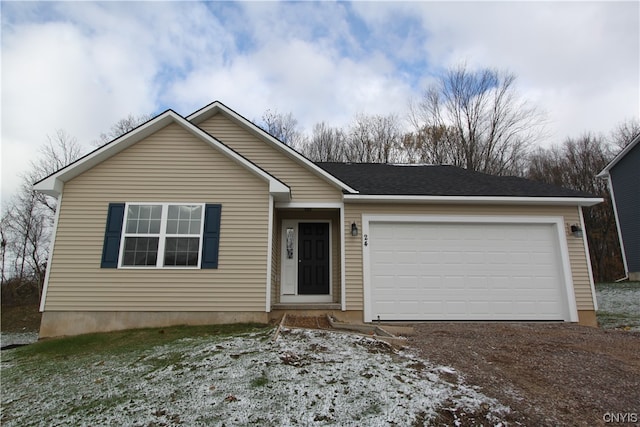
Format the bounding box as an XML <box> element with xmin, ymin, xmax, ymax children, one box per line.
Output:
<box><xmin>120</xmin><ymin>203</ymin><xmax>205</xmax><ymax>268</ymax></box>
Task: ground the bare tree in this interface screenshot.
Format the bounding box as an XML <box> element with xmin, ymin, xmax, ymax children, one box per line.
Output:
<box><xmin>609</xmin><ymin>118</ymin><xmax>640</xmax><ymax>149</ymax></box>
<box><xmin>400</xmin><ymin>125</ymin><xmax>458</xmax><ymax>164</ymax></box>
<box><xmin>1</xmin><ymin>179</ymin><xmax>51</xmax><ymax>301</ymax></box>
<box><xmin>1</xmin><ymin>215</ymin><xmax>9</xmax><ymax>286</ymax></box>
<box><xmin>1</xmin><ymin>130</ymin><xmax>85</xmax><ymax>301</ymax></box>
<box><xmin>370</xmin><ymin>114</ymin><xmax>402</xmax><ymax>163</ymax></box>
<box><xmin>259</xmin><ymin>109</ymin><xmax>306</xmax><ymax>150</ymax></box>
<box><xmin>29</xmin><ymin>130</ymin><xmax>84</xmax><ymax>214</ymax></box>
<box><xmin>344</xmin><ymin>113</ymin><xmax>402</xmax><ymax>163</ymax></box>
<box><xmin>94</xmin><ymin>113</ymin><xmax>153</xmax><ymax>147</ymax></box>
<box><xmin>527</xmin><ymin>134</ymin><xmax>622</xmax><ymax>281</ymax></box>
<box><xmin>411</xmin><ymin>64</ymin><xmax>545</xmax><ymax>175</ymax></box>
<box><xmin>303</xmin><ymin>122</ymin><xmax>346</xmax><ymax>162</ymax></box>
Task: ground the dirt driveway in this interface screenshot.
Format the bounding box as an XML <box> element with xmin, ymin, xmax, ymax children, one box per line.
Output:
<box><xmin>407</xmin><ymin>323</ymin><xmax>640</xmax><ymax>426</ymax></box>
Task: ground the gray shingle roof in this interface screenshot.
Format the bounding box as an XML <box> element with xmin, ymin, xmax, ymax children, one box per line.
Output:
<box><xmin>315</xmin><ymin>163</ymin><xmax>594</xmax><ymax>198</ymax></box>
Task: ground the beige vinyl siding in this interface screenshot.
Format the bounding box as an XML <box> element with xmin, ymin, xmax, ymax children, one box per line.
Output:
<box><xmin>344</xmin><ymin>203</ymin><xmax>594</xmax><ymax>311</ymax></box>
<box><xmin>45</xmin><ymin>123</ymin><xmax>270</xmax><ymax>312</ymax></box>
<box><xmin>199</xmin><ymin>114</ymin><xmax>342</xmax><ymax>202</ymax></box>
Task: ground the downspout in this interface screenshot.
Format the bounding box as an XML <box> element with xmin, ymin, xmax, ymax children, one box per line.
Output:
<box><xmin>606</xmin><ymin>174</ymin><xmax>629</xmax><ymax>280</ymax></box>
<box><xmin>340</xmin><ymin>203</ymin><xmax>346</xmax><ymax>311</ymax></box>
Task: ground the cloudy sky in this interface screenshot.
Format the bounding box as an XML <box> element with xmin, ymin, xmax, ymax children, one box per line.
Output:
<box><xmin>2</xmin><ymin>1</ymin><xmax>638</xmax><ymax>204</ymax></box>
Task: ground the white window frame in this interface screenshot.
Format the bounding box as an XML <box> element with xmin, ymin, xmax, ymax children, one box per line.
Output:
<box><xmin>118</xmin><ymin>202</ymin><xmax>205</xmax><ymax>269</ymax></box>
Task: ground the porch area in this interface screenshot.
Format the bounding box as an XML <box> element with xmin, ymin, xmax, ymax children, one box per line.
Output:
<box><xmin>269</xmin><ymin>206</ymin><xmax>345</xmax><ymax>311</ymax></box>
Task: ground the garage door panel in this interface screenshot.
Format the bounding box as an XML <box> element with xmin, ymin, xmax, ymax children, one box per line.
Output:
<box><xmin>368</xmin><ymin>221</ymin><xmax>569</xmax><ymax>321</ymax></box>
<box><xmin>445</xmin><ymin>301</ymin><xmax>467</xmax><ymax>314</ymax></box>
<box><xmin>469</xmin><ymin>301</ymin><xmax>490</xmax><ymax>314</ymax></box>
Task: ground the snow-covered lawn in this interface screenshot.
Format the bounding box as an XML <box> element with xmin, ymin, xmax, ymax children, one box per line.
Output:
<box><xmin>1</xmin><ymin>327</ymin><xmax>510</xmax><ymax>426</ymax></box>
<box><xmin>596</xmin><ymin>282</ymin><xmax>640</xmax><ymax>331</ymax></box>
<box><xmin>4</xmin><ymin>282</ymin><xmax>635</xmax><ymax>425</ymax></box>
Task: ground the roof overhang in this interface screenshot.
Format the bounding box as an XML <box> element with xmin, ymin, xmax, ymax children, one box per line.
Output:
<box><xmin>187</xmin><ymin>101</ymin><xmax>359</xmax><ymax>194</ymax></box>
<box><xmin>34</xmin><ymin>110</ymin><xmax>291</xmax><ymax>201</ymax></box>
<box><xmin>597</xmin><ymin>133</ymin><xmax>640</xmax><ymax>178</ymax></box>
<box><xmin>343</xmin><ymin>194</ymin><xmax>603</xmax><ymax>206</ymax></box>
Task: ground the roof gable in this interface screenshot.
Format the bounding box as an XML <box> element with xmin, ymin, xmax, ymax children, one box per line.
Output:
<box><xmin>34</xmin><ymin>110</ymin><xmax>290</xmax><ymax>200</ymax></box>
<box><xmin>187</xmin><ymin>101</ymin><xmax>357</xmax><ymax>194</ymax></box>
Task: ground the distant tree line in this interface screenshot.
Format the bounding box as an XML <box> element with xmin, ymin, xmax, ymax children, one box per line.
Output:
<box><xmin>2</xmin><ymin>65</ymin><xmax>637</xmax><ymax>306</ymax></box>
<box><xmin>257</xmin><ymin>65</ymin><xmax>637</xmax><ymax>283</ymax></box>
<box><xmin>1</xmin><ymin>116</ymin><xmax>150</xmax><ymax>305</ymax></box>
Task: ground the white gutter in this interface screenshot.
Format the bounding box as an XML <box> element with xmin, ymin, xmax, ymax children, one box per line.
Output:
<box><xmin>343</xmin><ymin>194</ymin><xmax>603</xmax><ymax>207</ymax></box>
<box><xmin>606</xmin><ymin>175</ymin><xmax>629</xmax><ymax>276</ymax></box>
<box><xmin>339</xmin><ymin>204</ymin><xmax>346</xmax><ymax>311</ymax></box>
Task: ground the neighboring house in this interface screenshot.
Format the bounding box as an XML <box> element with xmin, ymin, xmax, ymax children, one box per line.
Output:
<box><xmin>34</xmin><ymin>101</ymin><xmax>602</xmax><ymax>337</ymax></box>
<box><xmin>597</xmin><ymin>134</ymin><xmax>640</xmax><ymax>281</ymax></box>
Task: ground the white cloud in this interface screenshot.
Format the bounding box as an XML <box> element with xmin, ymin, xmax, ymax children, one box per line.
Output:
<box><xmin>1</xmin><ymin>4</ymin><xmax>161</xmax><ymax>204</ymax></box>
<box><xmin>386</xmin><ymin>2</ymin><xmax>638</xmax><ymax>144</ymax></box>
<box><xmin>1</xmin><ymin>1</ymin><xmax>638</xmax><ymax>204</ymax></box>
<box><xmin>349</xmin><ymin>1</ymin><xmax>638</xmax><ymax>145</ymax></box>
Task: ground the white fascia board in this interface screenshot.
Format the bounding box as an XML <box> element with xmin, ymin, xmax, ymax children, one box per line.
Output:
<box><xmin>275</xmin><ymin>202</ymin><xmax>344</xmax><ymax>209</ymax></box>
<box><xmin>33</xmin><ymin>110</ymin><xmax>291</xmax><ymax>201</ymax></box>
<box><xmin>343</xmin><ymin>194</ymin><xmax>603</xmax><ymax>206</ymax></box>
<box><xmin>187</xmin><ymin>101</ymin><xmax>358</xmax><ymax>194</ymax></box>
<box><xmin>269</xmin><ymin>181</ymin><xmax>292</xmax><ymax>202</ymax></box>
<box><xmin>33</xmin><ymin>176</ymin><xmax>64</xmax><ymax>197</ymax></box>
<box><xmin>597</xmin><ymin>133</ymin><xmax>640</xmax><ymax>177</ymax></box>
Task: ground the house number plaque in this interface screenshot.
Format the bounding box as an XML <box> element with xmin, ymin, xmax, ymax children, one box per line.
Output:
<box><xmin>363</xmin><ymin>234</ymin><xmax>368</xmax><ymax>247</ymax></box>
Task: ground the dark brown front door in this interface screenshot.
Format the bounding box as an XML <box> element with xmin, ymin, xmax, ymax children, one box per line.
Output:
<box><xmin>298</xmin><ymin>222</ymin><xmax>330</xmax><ymax>295</ymax></box>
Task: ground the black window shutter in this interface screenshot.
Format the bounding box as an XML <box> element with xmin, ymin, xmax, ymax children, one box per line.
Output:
<box><xmin>202</xmin><ymin>204</ymin><xmax>222</xmax><ymax>269</ymax></box>
<box><xmin>101</xmin><ymin>203</ymin><xmax>125</xmax><ymax>268</ymax></box>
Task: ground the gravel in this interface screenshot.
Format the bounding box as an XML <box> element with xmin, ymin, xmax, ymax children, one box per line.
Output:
<box><xmin>407</xmin><ymin>322</ymin><xmax>640</xmax><ymax>426</ymax></box>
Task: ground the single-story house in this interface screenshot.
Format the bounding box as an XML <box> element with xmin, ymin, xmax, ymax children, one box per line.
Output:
<box><xmin>597</xmin><ymin>133</ymin><xmax>640</xmax><ymax>281</ymax></box>
<box><xmin>34</xmin><ymin>101</ymin><xmax>602</xmax><ymax>337</ymax></box>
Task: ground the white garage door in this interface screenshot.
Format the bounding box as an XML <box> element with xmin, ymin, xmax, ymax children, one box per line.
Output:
<box><xmin>367</xmin><ymin>221</ymin><xmax>570</xmax><ymax>321</ymax></box>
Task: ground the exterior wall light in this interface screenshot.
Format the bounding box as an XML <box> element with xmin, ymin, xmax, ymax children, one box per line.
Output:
<box><xmin>570</xmin><ymin>224</ymin><xmax>583</xmax><ymax>238</ymax></box>
<box><xmin>351</xmin><ymin>222</ymin><xmax>358</xmax><ymax>237</ymax></box>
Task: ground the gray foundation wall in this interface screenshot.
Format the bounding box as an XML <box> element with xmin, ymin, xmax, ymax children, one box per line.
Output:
<box><xmin>39</xmin><ymin>311</ymin><xmax>269</xmax><ymax>338</ymax></box>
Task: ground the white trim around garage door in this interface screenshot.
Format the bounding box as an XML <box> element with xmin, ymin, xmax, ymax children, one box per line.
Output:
<box><xmin>361</xmin><ymin>214</ymin><xmax>579</xmax><ymax>323</ymax></box>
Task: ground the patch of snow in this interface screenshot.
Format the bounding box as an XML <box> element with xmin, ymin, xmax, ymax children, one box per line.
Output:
<box><xmin>596</xmin><ymin>283</ymin><xmax>640</xmax><ymax>331</ymax></box>
<box><xmin>1</xmin><ymin>328</ymin><xmax>510</xmax><ymax>426</ymax></box>
<box><xmin>596</xmin><ymin>284</ymin><xmax>640</xmax><ymax>316</ymax></box>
